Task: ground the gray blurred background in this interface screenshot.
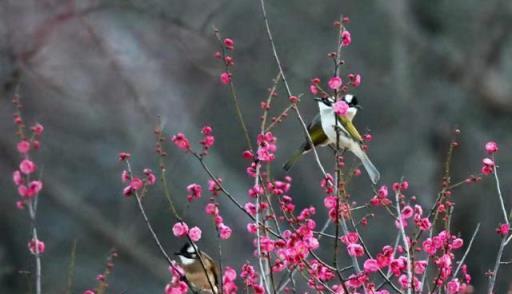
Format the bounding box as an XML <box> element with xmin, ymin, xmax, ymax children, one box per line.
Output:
<box><xmin>1</xmin><ymin>0</ymin><xmax>512</xmax><ymax>293</ymax></box>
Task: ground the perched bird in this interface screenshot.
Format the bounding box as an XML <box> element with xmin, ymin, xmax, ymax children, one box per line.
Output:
<box><xmin>175</xmin><ymin>243</ymin><xmax>219</xmax><ymax>293</ymax></box>
<box><xmin>283</xmin><ymin>94</ymin><xmax>380</xmax><ymax>184</ymax></box>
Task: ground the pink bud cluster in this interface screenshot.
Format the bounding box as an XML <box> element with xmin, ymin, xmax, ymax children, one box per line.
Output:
<box><xmin>171</xmin><ymin>125</ymin><xmax>215</xmax><ymax>155</ymax></box>
<box><xmin>119</xmin><ymin>160</ymin><xmax>156</xmax><ymax>197</ymax></box>
<box><xmin>205</xmin><ymin>202</ymin><xmax>232</xmax><ymax>240</ymax></box>
<box><xmin>215</xmin><ymin>37</ymin><xmax>235</xmax><ymax>85</ymax></box>
<box><xmin>28</xmin><ymin>238</ymin><xmax>46</xmax><ymax>255</ymax></box>
<box><xmin>240</xmin><ymin>263</ymin><xmax>264</xmax><ymax>293</ymax></box>
<box><xmin>165</xmin><ymin>263</ymin><xmax>188</xmax><ymax>294</ymax></box>
<box><xmin>12</xmin><ymin>122</ymin><xmax>45</xmax><ymax>206</ymax></box>
<box><xmin>255</xmin><ymin>132</ymin><xmax>277</xmax><ymax>162</ymax></box>
<box><xmin>481</xmin><ymin>141</ymin><xmax>499</xmax><ymax>175</ymax></box>
<box><xmin>222</xmin><ymin>266</ymin><xmax>238</xmax><ymax>293</ymax></box>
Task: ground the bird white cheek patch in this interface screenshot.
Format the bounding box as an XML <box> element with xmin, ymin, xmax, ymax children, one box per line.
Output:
<box><xmin>179</xmin><ymin>256</ymin><xmax>195</xmax><ymax>265</ymax></box>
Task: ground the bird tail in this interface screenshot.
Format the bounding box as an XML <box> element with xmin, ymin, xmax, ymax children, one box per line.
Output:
<box><xmin>283</xmin><ymin>146</ymin><xmax>306</xmax><ymax>171</ymax></box>
<box><xmin>352</xmin><ymin>145</ymin><xmax>380</xmax><ymax>184</ymax></box>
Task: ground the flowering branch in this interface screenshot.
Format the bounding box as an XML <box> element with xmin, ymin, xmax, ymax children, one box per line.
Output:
<box><xmin>11</xmin><ymin>92</ymin><xmax>45</xmax><ymax>294</ymax></box>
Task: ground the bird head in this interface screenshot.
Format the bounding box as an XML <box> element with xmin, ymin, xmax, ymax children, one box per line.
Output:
<box><xmin>175</xmin><ymin>242</ymin><xmax>199</xmax><ymax>260</ymax></box>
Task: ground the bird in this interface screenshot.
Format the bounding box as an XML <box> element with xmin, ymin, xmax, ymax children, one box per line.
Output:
<box><xmin>283</xmin><ymin>94</ymin><xmax>380</xmax><ymax>184</ymax></box>
<box><xmin>174</xmin><ymin>242</ymin><xmax>219</xmax><ymax>294</ymax></box>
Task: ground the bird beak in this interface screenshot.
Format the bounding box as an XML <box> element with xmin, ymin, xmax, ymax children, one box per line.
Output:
<box><xmin>174</xmin><ymin>251</ymin><xmax>180</xmax><ymax>256</ymax></box>
<box><xmin>355</xmin><ymin>105</ymin><xmax>363</xmax><ymax>110</ymax></box>
<box><xmin>313</xmin><ymin>97</ymin><xmax>323</xmax><ymax>102</ymax></box>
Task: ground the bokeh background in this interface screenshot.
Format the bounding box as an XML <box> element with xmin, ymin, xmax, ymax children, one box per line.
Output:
<box><xmin>1</xmin><ymin>0</ymin><xmax>512</xmax><ymax>292</ymax></box>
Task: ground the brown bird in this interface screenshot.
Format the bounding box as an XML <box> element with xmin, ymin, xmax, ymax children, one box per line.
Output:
<box><xmin>175</xmin><ymin>243</ymin><xmax>219</xmax><ymax>293</ymax></box>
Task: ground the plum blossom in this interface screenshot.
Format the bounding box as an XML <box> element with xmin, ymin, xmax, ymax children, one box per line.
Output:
<box><xmin>220</xmin><ymin>72</ymin><xmax>232</xmax><ymax>85</ymax></box>
<box><xmin>186</xmin><ymin>183</ymin><xmax>202</xmax><ymax>202</ymax></box>
<box><xmin>348</xmin><ymin>73</ymin><xmax>362</xmax><ymax>87</ymax></box>
<box><xmin>171</xmin><ymin>133</ymin><xmax>191</xmax><ymax>151</ymax></box>
<box><xmin>333</xmin><ymin>100</ymin><xmax>349</xmax><ymax>116</ymax></box>
<box><xmin>341</xmin><ymin>30</ymin><xmax>352</xmax><ymax>47</ymax></box>
<box><xmin>224</xmin><ymin>38</ymin><xmax>235</xmax><ymax>50</ymax></box>
<box><xmin>19</xmin><ymin>159</ymin><xmax>36</xmax><ymax>175</ymax></box>
<box><xmin>172</xmin><ymin>222</ymin><xmax>189</xmax><ymax>237</ymax></box>
<box><xmin>218</xmin><ymin>223</ymin><xmax>232</xmax><ymax>240</ymax></box>
<box><xmin>485</xmin><ymin>141</ymin><xmax>498</xmax><ymax>154</ymax></box>
<box><xmin>188</xmin><ymin>226</ymin><xmax>202</xmax><ymax>242</ymax></box>
<box><xmin>17</xmin><ymin>140</ymin><xmax>30</xmax><ymax>153</ymax></box>
<box><xmin>28</xmin><ymin>238</ymin><xmax>45</xmax><ymax>255</ymax></box>
<box><xmin>328</xmin><ymin>76</ymin><xmax>342</xmax><ymax>90</ymax></box>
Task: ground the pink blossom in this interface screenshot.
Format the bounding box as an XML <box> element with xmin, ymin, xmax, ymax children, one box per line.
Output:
<box><xmin>422</xmin><ymin>238</ymin><xmax>437</xmax><ymax>255</ymax></box>
<box><xmin>348</xmin><ymin>73</ymin><xmax>362</xmax><ymax>87</ymax></box>
<box><xmin>118</xmin><ymin>152</ymin><xmax>131</xmax><ymax>161</ymax></box>
<box><xmin>205</xmin><ymin>203</ymin><xmax>219</xmax><ymax>216</ymax></box>
<box><xmin>188</xmin><ymin>226</ymin><xmax>202</xmax><ymax>242</ymax></box>
<box><xmin>144</xmin><ymin>169</ymin><xmax>157</xmax><ymax>185</ymax></box>
<box><xmin>31</xmin><ymin>123</ymin><xmax>44</xmax><ymax>135</ymax></box>
<box><xmin>414</xmin><ymin>260</ymin><xmax>427</xmax><ymax>274</ymax></box>
<box><xmin>309</xmin><ymin>84</ymin><xmax>319</xmax><ymax>95</ymax></box>
<box><xmin>341</xmin><ymin>30</ymin><xmax>352</xmax><ymax>47</ymax></box>
<box><xmin>12</xmin><ymin>170</ymin><xmax>23</xmax><ymax>185</ymax></box>
<box><xmin>165</xmin><ymin>281</ymin><xmax>188</xmax><ymax>294</ymax></box>
<box><xmin>247</xmin><ymin>223</ymin><xmax>258</xmax><ymax>234</ymax></box>
<box><xmin>289</xmin><ymin>95</ymin><xmax>299</xmax><ymax>103</ymax></box>
<box><xmin>83</xmin><ymin>290</ymin><xmax>95</xmax><ymax>294</ymax></box>
<box><xmin>201</xmin><ymin>132</ymin><xmax>215</xmax><ymax>150</ymax></box>
<box><xmin>17</xmin><ymin>140</ymin><xmax>31</xmax><ymax>153</ymax></box>
<box><xmin>171</xmin><ymin>133</ymin><xmax>191</xmax><ymax>151</ymax></box>
<box><xmin>497</xmin><ymin>223</ymin><xmax>510</xmax><ymax>236</ymax></box>
<box><xmin>242</xmin><ymin>150</ymin><xmax>254</xmax><ymax>159</ymax></box>
<box><xmin>223</xmin><ymin>267</ymin><xmax>238</xmax><ymax>294</ymax></box>
<box><xmin>333</xmin><ymin>100</ymin><xmax>349</xmax><ymax>116</ymax></box>
<box><xmin>28</xmin><ymin>238</ymin><xmax>45</xmax><ymax>255</ymax></box>
<box><xmin>28</xmin><ymin>180</ymin><xmax>43</xmax><ymax>196</ymax></box>
<box><xmin>363</xmin><ymin>259</ymin><xmax>380</xmax><ymax>273</ymax></box>
<box><xmin>328</xmin><ymin>76</ymin><xmax>343</xmax><ymax>90</ymax></box>
<box><xmin>19</xmin><ymin>159</ymin><xmax>36</xmax><ymax>175</ymax></box>
<box><xmin>208</xmin><ymin>178</ymin><xmax>222</xmax><ymax>196</ymax></box>
<box><xmin>256</xmin><ymin>132</ymin><xmax>277</xmax><ymax>162</ymax></box>
<box><xmin>220</xmin><ymin>72</ymin><xmax>232</xmax><ymax>85</ymax></box>
<box><xmin>130</xmin><ymin>177</ymin><xmax>144</xmax><ymax>191</ymax></box>
<box><xmin>172</xmin><ymin>222</ymin><xmax>189</xmax><ymax>237</ymax></box>
<box><xmin>218</xmin><ymin>223</ymin><xmax>232</xmax><ymax>240</ymax></box>
<box><xmin>485</xmin><ymin>141</ymin><xmax>498</xmax><ymax>154</ymax></box>
<box><xmin>347</xmin><ymin>243</ymin><xmax>364</xmax><ymax>257</ymax></box>
<box><xmin>123</xmin><ymin>185</ymin><xmax>133</xmax><ymax>197</ymax></box>
<box><xmin>186</xmin><ymin>183</ymin><xmax>202</xmax><ymax>202</ymax></box>
<box><xmin>452</xmin><ymin>238</ymin><xmax>463</xmax><ymax>249</ymax></box>
<box><xmin>224</xmin><ymin>38</ymin><xmax>235</xmax><ymax>50</ymax></box>
<box><xmin>378</xmin><ymin>185</ymin><xmax>388</xmax><ymax>198</ymax></box>
<box><xmin>416</xmin><ymin>217</ymin><xmax>432</xmax><ymax>231</ymax></box>
<box><xmin>401</xmin><ymin>205</ymin><xmax>414</xmax><ymax>219</ymax></box>
<box><xmin>121</xmin><ymin>170</ymin><xmax>130</xmax><ymax>182</ymax></box>
<box><xmin>447</xmin><ymin>279</ymin><xmax>460</xmax><ymax>294</ymax></box>
<box><xmin>340</xmin><ymin>232</ymin><xmax>360</xmax><ymax>245</ymax></box>
<box><xmin>16</xmin><ymin>201</ymin><xmax>25</xmax><ymax>209</ymax></box>
<box><xmin>482</xmin><ymin>158</ymin><xmax>495</xmax><ymax>167</ymax></box>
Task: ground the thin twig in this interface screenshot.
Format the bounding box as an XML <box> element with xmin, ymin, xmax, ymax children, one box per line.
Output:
<box><xmin>394</xmin><ymin>189</ymin><xmax>412</xmax><ymax>294</ymax></box>
<box><xmin>487</xmin><ymin>156</ymin><xmax>509</xmax><ymax>293</ymax></box>
<box><xmin>453</xmin><ymin>223</ymin><xmax>480</xmax><ymax>277</ymax></box>
<box><xmin>258</xmin><ymin>0</ymin><xmax>327</xmax><ymax>177</ymax></box>
<box><xmin>65</xmin><ymin>239</ymin><xmax>78</xmax><ymax>294</ymax></box>
<box><xmin>493</xmin><ymin>156</ymin><xmax>509</xmax><ymax>225</ymax></box>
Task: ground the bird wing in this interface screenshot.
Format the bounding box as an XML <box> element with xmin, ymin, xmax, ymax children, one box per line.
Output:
<box><xmin>337</xmin><ymin>115</ymin><xmax>363</xmax><ymax>143</ymax></box>
<box><xmin>201</xmin><ymin>251</ymin><xmax>220</xmax><ymax>291</ymax></box>
<box><xmin>305</xmin><ymin>114</ymin><xmax>328</xmax><ymax>149</ymax></box>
